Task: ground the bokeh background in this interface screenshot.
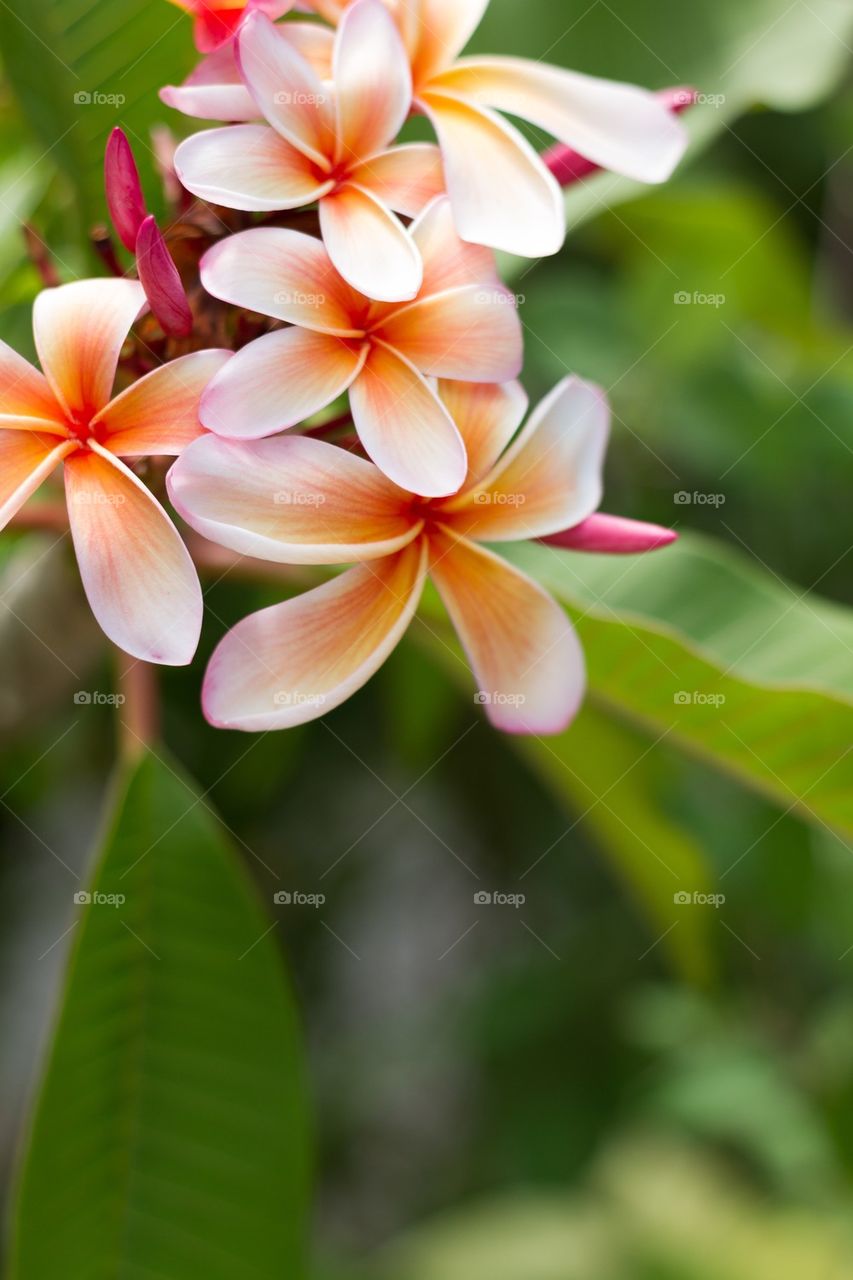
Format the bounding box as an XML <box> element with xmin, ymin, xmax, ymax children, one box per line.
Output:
<box><xmin>2</xmin><ymin>0</ymin><xmax>853</xmax><ymax>1276</ymax></box>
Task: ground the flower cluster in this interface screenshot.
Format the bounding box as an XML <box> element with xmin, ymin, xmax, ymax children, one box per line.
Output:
<box><xmin>0</xmin><ymin>0</ymin><xmax>689</xmax><ymax>735</ymax></box>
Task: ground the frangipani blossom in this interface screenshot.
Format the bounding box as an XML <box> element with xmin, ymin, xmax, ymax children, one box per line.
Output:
<box><xmin>169</xmin><ymin>376</ymin><xmax>675</xmax><ymax>735</ymax></box>
<box><xmin>175</xmin><ymin>0</ymin><xmax>445</xmax><ymax>302</ymax></box>
<box><xmin>165</xmin><ymin>0</ymin><xmax>295</xmax><ymax>52</ymax></box>
<box><xmin>0</xmin><ymin>279</ymin><xmax>230</xmax><ymax>664</ymax></box>
<box><xmin>160</xmin><ymin>20</ymin><xmax>335</xmax><ymax>122</ymax></box>
<box><xmin>349</xmin><ymin>0</ymin><xmax>688</xmax><ymax>257</ymax></box>
<box><xmin>198</xmin><ymin>196</ymin><xmax>522</xmax><ymax>496</ymax></box>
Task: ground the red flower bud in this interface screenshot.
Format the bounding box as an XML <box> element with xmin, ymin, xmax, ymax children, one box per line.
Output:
<box><xmin>135</xmin><ymin>216</ymin><xmax>194</xmax><ymax>339</ymax></box>
<box><xmin>105</xmin><ymin>128</ymin><xmax>147</xmax><ymax>254</ymax></box>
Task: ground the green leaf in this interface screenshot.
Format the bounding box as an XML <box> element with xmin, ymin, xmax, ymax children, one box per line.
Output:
<box><xmin>514</xmin><ymin>705</ymin><xmax>717</xmax><ymax>985</ymax></box>
<box><xmin>503</xmin><ymin>534</ymin><xmax>853</xmax><ymax>836</ymax></box>
<box><xmin>8</xmin><ymin>747</ymin><xmax>310</xmax><ymax>1280</ymax></box>
<box><xmin>0</xmin><ymin>0</ymin><xmax>194</xmax><ymax>236</ymax></box>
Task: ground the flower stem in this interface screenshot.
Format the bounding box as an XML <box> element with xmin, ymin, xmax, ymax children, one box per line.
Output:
<box><xmin>115</xmin><ymin>650</ymin><xmax>160</xmax><ymax>761</ymax></box>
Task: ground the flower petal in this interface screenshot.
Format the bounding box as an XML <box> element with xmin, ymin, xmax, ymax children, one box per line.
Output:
<box><xmin>438</xmin><ymin>379</ymin><xmax>527</xmax><ymax>486</ymax></box>
<box><xmin>199</xmin><ymin>327</ymin><xmax>366</xmax><ymax>439</ymax></box>
<box><xmin>169</xmin><ymin>433</ymin><xmax>419</xmax><ymax>562</ymax></box>
<box><xmin>413</xmin><ymin>0</ymin><xmax>488</xmax><ymax>82</ymax></box>
<box><xmin>200</xmin><ymin>227</ymin><xmax>365</xmax><ymax>335</ymax></box>
<box><xmin>541</xmin><ymin>513</ymin><xmax>678</xmax><ymax>554</ymax></box>
<box><xmin>445</xmin><ymin>376</ymin><xmax>609</xmax><ymax>541</ymax></box>
<box><xmin>351</xmin><ymin>143</ymin><xmax>445</xmax><ymax>217</ymax></box>
<box><xmin>33</xmin><ymin>279</ymin><xmax>147</xmax><ymax>420</ymax></box>
<box><xmin>439</xmin><ymin>57</ymin><xmax>689</xmax><ymax>184</ymax></box>
<box><xmin>0</xmin><ymin>430</ymin><xmax>72</xmax><ymax>530</ymax></box>
<box><xmin>236</xmin><ymin>10</ymin><xmax>335</xmax><ymax>168</ymax></box>
<box><xmin>64</xmin><ymin>445</ymin><xmax>202</xmax><ymax>665</ymax></box>
<box><xmin>429</xmin><ymin>527</ymin><xmax>584</xmax><ymax>734</ymax></box>
<box><xmin>175</xmin><ymin>125</ymin><xmax>333</xmax><ymax>211</ymax></box>
<box><xmin>0</xmin><ymin>339</ymin><xmax>64</xmax><ymax>425</ymax></box>
<box><xmin>334</xmin><ymin>0</ymin><xmax>411</xmax><ymax>161</ymax></box>
<box><xmin>420</xmin><ymin>90</ymin><xmax>564</xmax><ymax>257</ymax></box>
<box><xmin>320</xmin><ymin>184</ymin><xmax>422</xmax><ymax>303</ymax></box>
<box><xmin>350</xmin><ymin>342</ymin><xmax>467</xmax><ymax>497</ymax></box>
<box><xmin>376</xmin><ymin>283</ymin><xmax>523</xmax><ymax>381</ymax></box>
<box><xmin>94</xmin><ymin>349</ymin><xmax>233</xmax><ymax>455</ymax></box>
<box><xmin>161</xmin><ymin>23</ymin><xmax>334</xmax><ymax>121</ymax></box>
<box><xmin>203</xmin><ymin>541</ymin><xmax>427</xmax><ymax>730</ymax></box>
<box><xmin>410</xmin><ymin>194</ymin><xmax>498</xmax><ymax>294</ymax></box>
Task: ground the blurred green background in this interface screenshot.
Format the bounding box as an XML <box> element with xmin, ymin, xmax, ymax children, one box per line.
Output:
<box><xmin>2</xmin><ymin>0</ymin><xmax>853</xmax><ymax>1276</ymax></box>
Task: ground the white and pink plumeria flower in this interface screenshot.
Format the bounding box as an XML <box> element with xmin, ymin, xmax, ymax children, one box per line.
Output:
<box><xmin>0</xmin><ymin>279</ymin><xmax>230</xmax><ymax>664</ymax></box>
<box><xmin>168</xmin><ymin>376</ymin><xmax>674</xmax><ymax>735</ymax></box>
<box><xmin>174</xmin><ymin>0</ymin><xmax>445</xmax><ymax>301</ymax></box>
<box><xmin>196</xmin><ymin>196</ymin><xmax>522</xmax><ymax>497</ymax></box>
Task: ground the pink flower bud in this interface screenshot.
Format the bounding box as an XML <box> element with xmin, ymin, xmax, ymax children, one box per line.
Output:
<box><xmin>543</xmin><ymin>86</ymin><xmax>698</xmax><ymax>187</ymax></box>
<box><xmin>105</xmin><ymin>128</ymin><xmax>147</xmax><ymax>254</ymax></box>
<box><xmin>540</xmin><ymin>513</ymin><xmax>677</xmax><ymax>554</ymax></box>
<box><xmin>135</xmin><ymin>216</ymin><xmax>193</xmax><ymax>339</ymax></box>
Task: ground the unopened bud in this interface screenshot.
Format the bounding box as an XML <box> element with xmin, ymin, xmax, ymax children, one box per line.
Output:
<box><xmin>135</xmin><ymin>215</ymin><xmax>193</xmax><ymax>339</ymax></box>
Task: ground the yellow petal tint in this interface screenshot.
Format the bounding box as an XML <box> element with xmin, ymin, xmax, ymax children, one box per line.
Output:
<box><xmin>351</xmin><ymin>143</ymin><xmax>445</xmax><ymax>218</ymax></box>
<box><xmin>437</xmin><ymin>379</ymin><xmax>528</xmax><ymax>487</ymax></box>
<box><xmin>95</xmin><ymin>349</ymin><xmax>232</xmax><ymax>456</ymax></box>
<box><xmin>428</xmin><ymin>525</ymin><xmax>585</xmax><ymax>735</ymax></box>
<box><xmin>0</xmin><ymin>338</ymin><xmax>64</xmax><ymax>426</ymax></box>
<box><xmin>203</xmin><ymin>539</ymin><xmax>428</xmax><ymax>730</ymax></box>
<box><xmin>0</xmin><ymin>430</ymin><xmax>73</xmax><ymax>530</ymax></box>
<box><xmin>32</xmin><ymin>279</ymin><xmax>147</xmax><ymax>421</ymax></box>
<box><xmin>64</xmin><ymin>446</ymin><xmax>202</xmax><ymax>665</ymax></box>
<box><xmin>169</xmin><ymin>433</ymin><xmax>421</xmax><ymax>564</ymax></box>
<box><xmin>443</xmin><ymin>376</ymin><xmax>609</xmax><ymax>542</ymax></box>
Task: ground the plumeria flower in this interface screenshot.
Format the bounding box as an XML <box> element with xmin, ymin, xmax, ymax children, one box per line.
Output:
<box><xmin>160</xmin><ymin>19</ymin><xmax>335</xmax><ymax>122</ymax></box>
<box><xmin>0</xmin><ymin>279</ymin><xmax>230</xmax><ymax>664</ymax></box>
<box><xmin>174</xmin><ymin>0</ymin><xmax>445</xmax><ymax>302</ymax></box>
<box><xmin>164</xmin><ymin>0</ymin><xmax>294</xmax><ymax>52</ymax></box>
<box><xmin>317</xmin><ymin>0</ymin><xmax>688</xmax><ymax>257</ymax></box>
<box><xmin>197</xmin><ymin>196</ymin><xmax>522</xmax><ymax>496</ymax></box>
<box><xmin>168</xmin><ymin>376</ymin><xmax>675</xmax><ymax>735</ymax></box>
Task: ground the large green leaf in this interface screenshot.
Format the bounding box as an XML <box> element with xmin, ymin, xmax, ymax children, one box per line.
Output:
<box><xmin>8</xmin><ymin>747</ymin><xmax>310</xmax><ymax>1280</ymax></box>
<box><xmin>0</xmin><ymin>0</ymin><xmax>194</xmax><ymax>236</ymax></box>
<box><xmin>505</xmin><ymin>534</ymin><xmax>853</xmax><ymax>835</ymax></box>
